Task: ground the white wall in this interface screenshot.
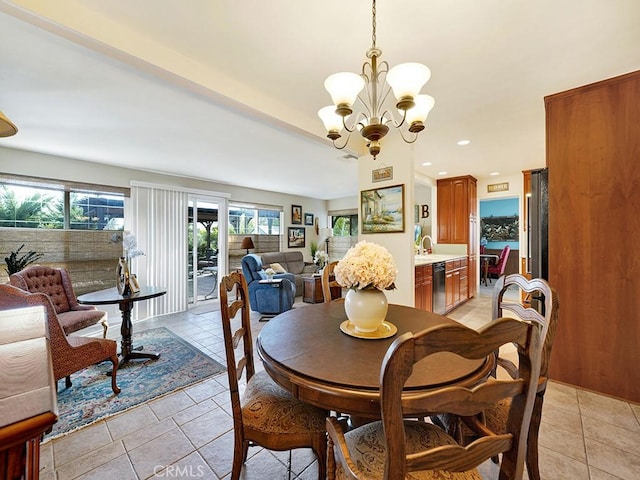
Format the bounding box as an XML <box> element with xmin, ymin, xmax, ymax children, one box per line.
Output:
<box><xmin>357</xmin><ymin>136</ymin><xmax>416</xmax><ymax>307</ymax></box>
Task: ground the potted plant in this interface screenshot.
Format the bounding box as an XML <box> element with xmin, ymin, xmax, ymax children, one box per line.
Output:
<box><xmin>4</xmin><ymin>244</ymin><xmax>44</xmax><ymax>275</ymax></box>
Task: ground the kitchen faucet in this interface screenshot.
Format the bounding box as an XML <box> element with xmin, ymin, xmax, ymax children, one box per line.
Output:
<box><xmin>420</xmin><ymin>235</ymin><xmax>433</xmax><ymax>255</ymax></box>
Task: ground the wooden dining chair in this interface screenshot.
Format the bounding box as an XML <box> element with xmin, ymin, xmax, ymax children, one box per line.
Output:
<box><xmin>322</xmin><ymin>261</ymin><xmax>342</xmax><ymax>304</ymax></box>
<box><xmin>218</xmin><ymin>271</ymin><xmax>328</xmax><ymax>480</ymax></box>
<box><xmin>437</xmin><ymin>274</ymin><xmax>559</xmax><ymax>480</ymax></box>
<box><xmin>326</xmin><ymin>316</ymin><xmax>543</xmax><ymax>480</ymax></box>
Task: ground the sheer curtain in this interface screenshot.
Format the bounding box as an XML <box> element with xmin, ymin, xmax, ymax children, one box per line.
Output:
<box><xmin>130</xmin><ymin>182</ymin><xmax>189</xmax><ymax>318</ymax></box>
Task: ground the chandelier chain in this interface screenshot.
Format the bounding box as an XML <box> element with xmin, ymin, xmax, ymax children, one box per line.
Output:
<box><xmin>371</xmin><ymin>0</ymin><xmax>377</xmax><ymax>50</ymax></box>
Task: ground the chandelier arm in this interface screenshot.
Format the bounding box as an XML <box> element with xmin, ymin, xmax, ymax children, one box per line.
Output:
<box><xmin>397</xmin><ymin>127</ymin><xmax>419</xmax><ymax>144</ymax></box>
<box><xmin>342</xmin><ymin>112</ymin><xmax>369</xmax><ymax>133</ymax></box>
<box><xmin>331</xmin><ymin>132</ymin><xmax>352</xmax><ymax>150</ymax></box>
<box><xmin>380</xmin><ymin>107</ymin><xmax>407</xmax><ymax>129</ymax></box>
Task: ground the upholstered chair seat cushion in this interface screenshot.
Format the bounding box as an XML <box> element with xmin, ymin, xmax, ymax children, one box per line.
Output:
<box><xmin>335</xmin><ymin>420</ymin><xmax>481</xmax><ymax>480</ymax></box>
<box><xmin>58</xmin><ymin>310</ymin><xmax>108</xmax><ymax>335</ymax></box>
<box><xmin>242</xmin><ymin>371</ymin><xmax>326</xmax><ymax>435</ymax></box>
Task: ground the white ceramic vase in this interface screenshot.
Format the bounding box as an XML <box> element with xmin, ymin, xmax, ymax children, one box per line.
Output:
<box><xmin>344</xmin><ymin>288</ymin><xmax>388</xmax><ymax>333</ymax></box>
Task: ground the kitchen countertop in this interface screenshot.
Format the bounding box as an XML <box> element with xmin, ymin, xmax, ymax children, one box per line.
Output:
<box><xmin>414</xmin><ymin>254</ymin><xmax>467</xmax><ymax>266</ymax></box>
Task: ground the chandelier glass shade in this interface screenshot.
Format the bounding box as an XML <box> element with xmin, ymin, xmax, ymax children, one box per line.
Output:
<box><xmin>318</xmin><ymin>0</ymin><xmax>434</xmax><ymax>159</ymax></box>
<box><xmin>0</xmin><ymin>111</ymin><xmax>18</xmax><ymax>137</ymax></box>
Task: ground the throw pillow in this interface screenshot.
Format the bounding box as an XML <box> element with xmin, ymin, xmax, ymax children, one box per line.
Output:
<box><xmin>270</xmin><ymin>263</ymin><xmax>287</xmax><ymax>273</ymax></box>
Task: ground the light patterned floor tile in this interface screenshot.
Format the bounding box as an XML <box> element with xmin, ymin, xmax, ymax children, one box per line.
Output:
<box><xmin>147</xmin><ymin>389</ymin><xmax>196</xmax><ymax>420</ymax></box>
<box><xmin>582</xmin><ymin>414</ymin><xmax>640</xmax><ymax>456</ymax></box>
<box><xmin>74</xmin><ymin>454</ymin><xmax>137</xmax><ymax>480</ymax></box>
<box><xmin>51</xmin><ymin>421</ymin><xmax>113</xmax><ymax>467</ymax></box>
<box><xmin>55</xmin><ymin>440</ymin><xmax>126</xmax><ymax>480</ymax></box>
<box><xmin>585</xmin><ymin>437</ymin><xmax>640</xmax><ymax>480</ymax></box>
<box><xmin>128</xmin><ymin>426</ymin><xmax>195</xmax><ymax>479</ymax></box>
<box><xmin>578</xmin><ymin>389</ymin><xmax>640</xmax><ymax>432</ymax></box>
<box><xmin>179</xmin><ymin>406</ymin><xmax>233</xmax><ymax>448</ymax></box>
<box><xmin>105</xmin><ymin>404</ymin><xmax>158</xmax><ymax>440</ymax></box>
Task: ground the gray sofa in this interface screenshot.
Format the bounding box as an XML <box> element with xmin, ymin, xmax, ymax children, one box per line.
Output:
<box><xmin>259</xmin><ymin>251</ymin><xmax>318</xmax><ymax>294</ymax></box>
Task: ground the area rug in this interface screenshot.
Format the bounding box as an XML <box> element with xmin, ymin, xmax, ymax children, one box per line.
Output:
<box><xmin>45</xmin><ymin>327</ymin><xmax>226</xmax><ymax>440</ymax></box>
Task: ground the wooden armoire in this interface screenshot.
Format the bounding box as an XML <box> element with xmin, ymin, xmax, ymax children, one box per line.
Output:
<box><xmin>546</xmin><ymin>70</ymin><xmax>640</xmax><ymax>403</ymax></box>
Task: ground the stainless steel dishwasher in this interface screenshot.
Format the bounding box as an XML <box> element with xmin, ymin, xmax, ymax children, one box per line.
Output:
<box><xmin>432</xmin><ymin>262</ymin><xmax>446</xmax><ymax>314</ymax></box>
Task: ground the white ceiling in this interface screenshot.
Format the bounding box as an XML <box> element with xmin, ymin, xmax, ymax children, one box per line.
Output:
<box><xmin>1</xmin><ymin>0</ymin><xmax>639</xmax><ymax>200</ymax></box>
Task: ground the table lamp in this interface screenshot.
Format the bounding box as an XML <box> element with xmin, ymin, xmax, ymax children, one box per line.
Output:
<box><xmin>241</xmin><ymin>237</ymin><xmax>255</xmax><ymax>254</ymax></box>
<box><xmin>319</xmin><ymin>228</ymin><xmax>333</xmax><ymax>257</ymax></box>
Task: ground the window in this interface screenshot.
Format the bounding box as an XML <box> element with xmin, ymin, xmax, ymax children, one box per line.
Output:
<box><xmin>0</xmin><ymin>176</ymin><xmax>126</xmax><ymax>230</ymax></box>
<box><xmin>229</xmin><ymin>205</ymin><xmax>281</xmax><ymax>235</ymax></box>
<box><xmin>331</xmin><ymin>214</ymin><xmax>358</xmax><ymax>236</ymax></box>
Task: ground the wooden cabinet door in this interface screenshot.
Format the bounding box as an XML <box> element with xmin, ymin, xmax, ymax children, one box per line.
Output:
<box><xmin>445</xmin><ymin>270</ymin><xmax>454</xmax><ymax>311</ymax></box>
<box><xmin>436</xmin><ymin>179</ymin><xmax>453</xmax><ymax>243</ymax></box>
<box><xmin>423</xmin><ymin>265</ymin><xmax>433</xmax><ymax>312</ymax></box>
<box><xmin>414</xmin><ymin>266</ymin><xmax>424</xmax><ymax>310</ymax></box>
<box><xmin>451</xmin><ymin>179</ymin><xmax>469</xmax><ymax>244</ymax></box>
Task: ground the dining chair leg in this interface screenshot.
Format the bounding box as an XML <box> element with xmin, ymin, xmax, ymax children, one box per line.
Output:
<box><xmin>526</xmin><ymin>393</ymin><xmax>545</xmax><ymax>480</ymax></box>
<box><xmin>313</xmin><ymin>432</ymin><xmax>327</xmax><ymax>480</ymax></box>
<box><xmin>326</xmin><ymin>437</ymin><xmax>336</xmax><ymax>480</ymax></box>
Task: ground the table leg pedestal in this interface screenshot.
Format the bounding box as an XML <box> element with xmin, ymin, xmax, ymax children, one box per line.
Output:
<box><xmin>117</xmin><ymin>302</ymin><xmax>160</xmax><ymax>368</ymax></box>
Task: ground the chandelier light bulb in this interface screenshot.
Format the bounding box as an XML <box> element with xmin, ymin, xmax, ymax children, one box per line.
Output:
<box><xmin>405</xmin><ymin>94</ymin><xmax>436</xmax><ymax>126</ymax></box>
<box><xmin>324</xmin><ymin>72</ymin><xmax>365</xmax><ymax>115</ymax></box>
<box><xmin>386</xmin><ymin>62</ymin><xmax>431</xmax><ymax>108</ymax></box>
<box><xmin>318</xmin><ymin>106</ymin><xmax>344</xmax><ymax>140</ymax></box>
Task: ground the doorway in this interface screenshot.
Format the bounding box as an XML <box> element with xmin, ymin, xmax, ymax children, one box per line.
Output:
<box><xmin>478</xmin><ymin>197</ymin><xmax>520</xmax><ymax>294</ymax></box>
<box><xmin>188</xmin><ymin>196</ymin><xmax>227</xmax><ymax>307</ymax></box>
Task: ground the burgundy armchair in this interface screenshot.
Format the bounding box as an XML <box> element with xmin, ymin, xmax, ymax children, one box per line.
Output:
<box><xmin>487</xmin><ymin>245</ymin><xmax>511</xmax><ymax>282</ymax></box>
<box><xmin>9</xmin><ymin>265</ymin><xmax>108</xmax><ymax>338</ymax></box>
<box><xmin>0</xmin><ymin>284</ymin><xmax>120</xmax><ymax>394</ymax></box>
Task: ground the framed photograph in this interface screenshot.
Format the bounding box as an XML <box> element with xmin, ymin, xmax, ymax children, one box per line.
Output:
<box><xmin>288</xmin><ymin>227</ymin><xmax>306</xmax><ymax>248</ymax></box>
<box><xmin>304</xmin><ymin>213</ymin><xmax>314</xmax><ymax>226</ymax></box>
<box><xmin>291</xmin><ymin>204</ymin><xmax>302</xmax><ymax>224</ymax></box>
<box><xmin>360</xmin><ymin>184</ymin><xmax>405</xmax><ymax>233</ymax></box>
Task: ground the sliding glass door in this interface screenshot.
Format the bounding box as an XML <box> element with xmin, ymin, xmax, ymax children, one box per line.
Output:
<box><xmin>188</xmin><ymin>195</ymin><xmax>228</xmax><ymax>306</ymax></box>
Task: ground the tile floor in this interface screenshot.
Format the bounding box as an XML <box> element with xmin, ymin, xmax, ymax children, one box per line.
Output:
<box><xmin>38</xmin><ymin>293</ymin><xmax>640</xmax><ymax>479</ymax></box>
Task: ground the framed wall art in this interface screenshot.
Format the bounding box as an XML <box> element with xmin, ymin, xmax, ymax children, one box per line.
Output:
<box><xmin>291</xmin><ymin>204</ymin><xmax>302</xmax><ymax>224</ymax></box>
<box><xmin>304</xmin><ymin>213</ymin><xmax>314</xmax><ymax>226</ymax></box>
<box><xmin>287</xmin><ymin>227</ymin><xmax>306</xmax><ymax>248</ymax></box>
<box><xmin>360</xmin><ymin>184</ymin><xmax>405</xmax><ymax>233</ymax></box>
<box><xmin>372</xmin><ymin>165</ymin><xmax>393</xmax><ymax>182</ymax></box>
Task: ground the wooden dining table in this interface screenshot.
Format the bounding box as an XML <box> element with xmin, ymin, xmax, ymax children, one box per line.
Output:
<box><xmin>257</xmin><ymin>301</ymin><xmax>495</xmax><ymax>419</ymax></box>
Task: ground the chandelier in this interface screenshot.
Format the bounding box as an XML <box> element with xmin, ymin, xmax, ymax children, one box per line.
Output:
<box><xmin>318</xmin><ymin>0</ymin><xmax>434</xmax><ymax>159</ymax></box>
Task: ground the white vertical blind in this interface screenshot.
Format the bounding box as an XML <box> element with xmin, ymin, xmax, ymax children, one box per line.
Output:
<box><xmin>130</xmin><ymin>184</ymin><xmax>189</xmax><ymax>317</ymax></box>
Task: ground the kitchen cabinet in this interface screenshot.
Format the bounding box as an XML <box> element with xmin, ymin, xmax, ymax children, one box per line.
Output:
<box><xmin>444</xmin><ymin>258</ymin><xmax>467</xmax><ymax>313</ymax></box>
<box><xmin>414</xmin><ymin>264</ymin><xmax>432</xmax><ymax>312</ymax></box>
<box><xmin>437</xmin><ymin>176</ymin><xmax>477</xmax><ymax>299</ymax></box>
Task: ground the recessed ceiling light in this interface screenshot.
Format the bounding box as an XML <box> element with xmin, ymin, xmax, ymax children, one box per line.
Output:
<box><xmin>421</xmin><ymin>162</ymin><xmax>432</xmax><ymax>166</ymax></box>
<box><xmin>490</xmin><ymin>172</ymin><xmax>500</xmax><ymax>176</ymax></box>
<box><xmin>438</xmin><ymin>171</ymin><xmax>448</xmax><ymax>176</ymax></box>
<box><xmin>457</xmin><ymin>139</ymin><xmax>471</xmax><ymax>146</ymax></box>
